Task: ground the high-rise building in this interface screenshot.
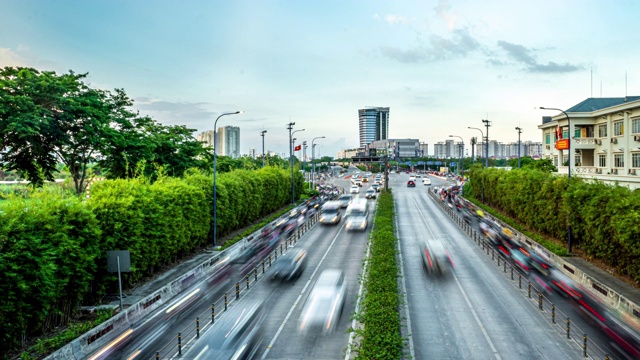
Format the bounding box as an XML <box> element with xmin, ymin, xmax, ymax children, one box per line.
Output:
<box><xmin>218</xmin><ymin>126</ymin><xmax>241</xmax><ymax>158</ymax></box>
<box><xmin>196</xmin><ymin>130</ymin><xmax>214</xmax><ymax>148</ymax></box>
<box><xmin>358</xmin><ymin>107</ymin><xmax>389</xmax><ymax>148</ymax></box>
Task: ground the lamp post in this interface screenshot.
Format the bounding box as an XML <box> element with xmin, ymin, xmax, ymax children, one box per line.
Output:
<box><xmin>481</xmin><ymin>119</ymin><xmax>491</xmax><ymax>167</ymax></box>
<box><xmin>213</xmin><ymin>110</ymin><xmax>242</xmax><ymax>248</ymax></box>
<box><xmin>302</xmin><ymin>141</ymin><xmax>308</xmax><ymax>183</ymax></box>
<box><xmin>540</xmin><ymin>106</ymin><xmax>573</xmax><ymax>253</ymax></box>
<box><xmin>290</xmin><ymin>128</ymin><xmax>305</xmax><ymax>204</ymax></box>
<box><xmin>312</xmin><ymin>136</ymin><xmax>325</xmax><ymax>190</ymax></box>
<box><xmin>449</xmin><ymin>135</ymin><xmax>464</xmax><ymax>175</ymax></box>
<box><xmin>515</xmin><ymin>127</ymin><xmax>523</xmax><ymax>168</ymax></box>
<box><xmin>470</xmin><ymin>137</ymin><xmax>477</xmax><ymax>164</ymax></box>
<box><xmin>468</xmin><ymin>127</ymin><xmax>485</xmax><ymax>165</ymax></box>
<box><xmin>260</xmin><ymin>130</ymin><xmax>267</xmax><ymax>167</ymax></box>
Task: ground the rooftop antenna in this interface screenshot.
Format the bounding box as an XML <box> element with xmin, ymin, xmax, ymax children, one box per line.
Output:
<box><xmin>591</xmin><ymin>67</ymin><xmax>593</xmax><ymax>98</ymax></box>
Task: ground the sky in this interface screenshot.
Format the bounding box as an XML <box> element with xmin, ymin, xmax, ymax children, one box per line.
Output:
<box><xmin>2</xmin><ymin>0</ymin><xmax>640</xmax><ymax>159</ymax></box>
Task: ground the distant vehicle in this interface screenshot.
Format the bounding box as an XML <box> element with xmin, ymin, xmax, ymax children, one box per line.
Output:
<box><xmin>183</xmin><ymin>298</ymin><xmax>265</xmax><ymax>360</ymax></box>
<box><xmin>319</xmin><ymin>201</ymin><xmax>342</xmax><ymax>225</ymax></box>
<box><xmin>350</xmin><ymin>185</ymin><xmax>360</xmax><ymax>194</ymax></box>
<box><xmin>407</xmin><ymin>180</ymin><xmax>416</xmax><ymax>187</ymax></box>
<box><xmin>271</xmin><ymin>248</ymin><xmax>307</xmax><ymax>281</ymax></box>
<box><xmin>420</xmin><ymin>240</ymin><xmax>454</xmax><ymax>275</ymax></box>
<box><xmin>365</xmin><ymin>188</ymin><xmax>376</xmax><ymax>199</ymax></box>
<box><xmin>337</xmin><ymin>194</ymin><xmax>352</xmax><ymax>208</ymax></box>
<box><xmin>371</xmin><ymin>183</ymin><xmax>380</xmax><ymax>192</ymax></box>
<box><xmin>422</xmin><ymin>178</ymin><xmax>431</xmax><ymax>186</ymax></box>
<box><xmin>298</xmin><ymin>269</ymin><xmax>347</xmax><ymax>335</ymax></box>
<box><xmin>408</xmin><ymin>176</ymin><xmax>416</xmax><ymax>182</ymax></box>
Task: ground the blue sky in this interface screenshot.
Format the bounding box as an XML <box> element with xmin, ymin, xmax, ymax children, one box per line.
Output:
<box><xmin>2</xmin><ymin>0</ymin><xmax>640</xmax><ymax>158</ymax></box>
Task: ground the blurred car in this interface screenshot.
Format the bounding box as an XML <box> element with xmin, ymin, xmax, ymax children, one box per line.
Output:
<box><xmin>271</xmin><ymin>248</ymin><xmax>307</xmax><ymax>281</ymax></box>
<box><xmin>298</xmin><ymin>269</ymin><xmax>347</xmax><ymax>335</ymax></box>
<box><xmin>420</xmin><ymin>240</ymin><xmax>454</xmax><ymax>275</ymax></box>
<box><xmin>183</xmin><ymin>298</ymin><xmax>265</xmax><ymax>360</ymax></box>
<box><xmin>350</xmin><ymin>185</ymin><xmax>360</xmax><ymax>194</ymax></box>
<box><xmin>422</xmin><ymin>178</ymin><xmax>431</xmax><ymax>186</ymax></box>
<box><xmin>319</xmin><ymin>201</ymin><xmax>342</xmax><ymax>225</ymax></box>
<box><xmin>337</xmin><ymin>194</ymin><xmax>353</xmax><ymax>208</ymax></box>
<box><xmin>407</xmin><ymin>180</ymin><xmax>416</xmax><ymax>187</ymax></box>
<box><xmin>365</xmin><ymin>188</ymin><xmax>376</xmax><ymax>199</ymax></box>
<box><xmin>371</xmin><ymin>183</ymin><xmax>380</xmax><ymax>192</ymax></box>
<box><xmin>345</xmin><ymin>200</ymin><xmax>368</xmax><ymax>231</ymax></box>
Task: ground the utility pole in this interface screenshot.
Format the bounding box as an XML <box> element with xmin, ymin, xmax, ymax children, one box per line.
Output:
<box><xmin>287</xmin><ymin>122</ymin><xmax>295</xmax><ymax>205</ymax></box>
<box><xmin>482</xmin><ymin>119</ymin><xmax>491</xmax><ymax>167</ymax></box>
<box><xmin>515</xmin><ymin>127</ymin><xmax>522</xmax><ymax>168</ymax></box>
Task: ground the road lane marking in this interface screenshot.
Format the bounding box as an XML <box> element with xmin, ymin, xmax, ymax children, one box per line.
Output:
<box><xmin>394</xmin><ymin>196</ymin><xmax>416</xmax><ymax>360</ymax></box>
<box><xmin>260</xmin><ymin>223</ymin><xmax>346</xmax><ymax>359</ymax></box>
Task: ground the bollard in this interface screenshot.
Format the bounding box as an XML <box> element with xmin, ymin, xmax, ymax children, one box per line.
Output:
<box><xmin>538</xmin><ymin>292</ymin><xmax>543</xmax><ymax>310</ymax></box>
<box><xmin>511</xmin><ymin>266</ymin><xmax>514</xmax><ymax>280</ymax></box>
<box><xmin>275</xmin><ymin>249</ymin><xmax>278</xmax><ymax>260</ymax></box>
<box><xmin>236</xmin><ymin>282</ymin><xmax>240</xmax><ymax>300</ymax></box>
<box><xmin>566</xmin><ymin>318</ymin><xmax>571</xmax><ymax>339</ymax></box>
<box><xmin>269</xmin><ymin>254</ymin><xmax>272</xmax><ymax>267</ymax></box>
<box><xmin>156</xmin><ymin>352</ymin><xmax>160</xmax><ymax>360</ymax></box>
<box><xmin>605</xmin><ymin>354</ymin><xmax>610</xmax><ymax>360</ymax></box>
<box><xmin>503</xmin><ymin>259</ymin><xmax>506</xmax><ymax>273</ymax></box>
<box><xmin>528</xmin><ymin>282</ymin><xmax>531</xmax><ymax>298</ymax></box>
<box><xmin>583</xmin><ymin>334</ymin><xmax>587</xmax><ymax>357</ymax></box>
<box><xmin>552</xmin><ymin>304</ymin><xmax>555</xmax><ymax>323</ymax></box>
<box><xmin>492</xmin><ymin>248</ymin><xmax>495</xmax><ymax>261</ymax></box>
<box><xmin>519</xmin><ymin>273</ymin><xmax>522</xmax><ymax>289</ymax></box>
<box><xmin>196</xmin><ymin>317</ymin><xmax>200</xmax><ymax>338</ymax></box>
<box><xmin>178</xmin><ymin>332</ymin><xmax>182</xmax><ymax>356</ymax></box>
<box><xmin>262</xmin><ymin>260</ymin><xmax>265</xmax><ymax>274</ymax></box>
<box><xmin>255</xmin><ymin>268</ymin><xmax>258</xmax><ymax>282</ymax></box>
<box><xmin>224</xmin><ymin>293</ymin><xmax>228</xmax><ymax>311</ymax></box>
<box><xmin>497</xmin><ymin>256</ymin><xmax>500</xmax><ymax>267</ymax></box>
<box><xmin>246</xmin><ymin>274</ymin><xmax>249</xmax><ymax>289</ymax></box>
<box><xmin>212</xmin><ymin>304</ymin><xmax>215</xmax><ymax>324</ymax></box>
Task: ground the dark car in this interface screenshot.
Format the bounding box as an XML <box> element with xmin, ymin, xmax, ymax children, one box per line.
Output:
<box><xmin>371</xmin><ymin>183</ymin><xmax>380</xmax><ymax>192</ymax></box>
<box><xmin>407</xmin><ymin>180</ymin><xmax>416</xmax><ymax>187</ymax></box>
<box><xmin>365</xmin><ymin>188</ymin><xmax>376</xmax><ymax>199</ymax></box>
<box><xmin>271</xmin><ymin>248</ymin><xmax>307</xmax><ymax>281</ymax></box>
<box><xmin>420</xmin><ymin>240</ymin><xmax>454</xmax><ymax>275</ymax></box>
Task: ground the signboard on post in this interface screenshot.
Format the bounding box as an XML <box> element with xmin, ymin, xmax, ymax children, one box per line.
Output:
<box><xmin>107</xmin><ymin>250</ymin><xmax>131</xmax><ymax>311</ymax></box>
<box><xmin>555</xmin><ymin>139</ymin><xmax>569</xmax><ymax>150</ymax></box>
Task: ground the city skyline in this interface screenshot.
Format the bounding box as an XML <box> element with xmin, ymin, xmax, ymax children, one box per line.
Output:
<box><xmin>2</xmin><ymin>1</ymin><xmax>639</xmax><ymax>157</ymax></box>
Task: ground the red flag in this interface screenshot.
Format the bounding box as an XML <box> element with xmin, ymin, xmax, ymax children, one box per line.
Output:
<box><xmin>294</xmin><ymin>144</ymin><xmax>302</xmax><ymax>151</ymax></box>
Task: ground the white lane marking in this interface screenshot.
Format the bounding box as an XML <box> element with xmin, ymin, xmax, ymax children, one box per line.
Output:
<box><xmin>411</xmin><ymin>198</ymin><xmax>501</xmax><ymax>360</ymax></box>
<box><xmin>260</xmin><ymin>223</ymin><xmax>346</xmax><ymax>359</ymax></box>
<box><xmin>395</xmin><ymin>195</ymin><xmax>416</xmax><ymax>360</ymax></box>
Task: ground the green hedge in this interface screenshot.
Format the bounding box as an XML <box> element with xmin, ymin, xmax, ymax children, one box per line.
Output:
<box><xmin>354</xmin><ymin>190</ymin><xmax>403</xmax><ymax>359</ymax></box>
<box><xmin>467</xmin><ymin>167</ymin><xmax>640</xmax><ymax>281</ymax></box>
<box><xmin>0</xmin><ymin>166</ymin><xmax>304</xmax><ymax>356</ymax></box>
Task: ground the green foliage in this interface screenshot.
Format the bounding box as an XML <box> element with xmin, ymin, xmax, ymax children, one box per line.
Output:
<box><xmin>467</xmin><ymin>168</ymin><xmax>640</xmax><ymax>281</ymax></box>
<box><xmin>353</xmin><ymin>191</ymin><xmax>403</xmax><ymax>359</ymax></box>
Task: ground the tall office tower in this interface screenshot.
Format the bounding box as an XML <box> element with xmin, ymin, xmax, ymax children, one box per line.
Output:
<box><xmin>196</xmin><ymin>130</ymin><xmax>215</xmax><ymax>148</ymax></box>
<box><xmin>358</xmin><ymin>107</ymin><xmax>389</xmax><ymax>148</ymax></box>
<box><xmin>217</xmin><ymin>126</ymin><xmax>241</xmax><ymax>158</ymax></box>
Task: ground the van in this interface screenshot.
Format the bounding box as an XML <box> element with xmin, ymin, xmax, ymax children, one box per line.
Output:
<box><xmin>319</xmin><ymin>201</ymin><xmax>342</xmax><ymax>225</ymax></box>
<box><xmin>345</xmin><ymin>199</ymin><xmax>369</xmax><ymax>231</ymax></box>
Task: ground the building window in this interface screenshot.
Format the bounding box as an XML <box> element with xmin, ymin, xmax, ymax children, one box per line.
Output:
<box><xmin>562</xmin><ymin>129</ymin><xmax>568</xmax><ymax>139</ymax></box>
<box><xmin>633</xmin><ymin>153</ymin><xmax>640</xmax><ymax>168</ymax></box>
<box><xmin>575</xmin><ymin>153</ymin><xmax>582</xmax><ymax>166</ymax></box>
<box><xmin>614</xmin><ymin>153</ymin><xmax>624</xmax><ymax>168</ymax></box>
<box><xmin>632</xmin><ymin>119</ymin><xmax>640</xmax><ymax>134</ymax></box>
<box><xmin>553</xmin><ymin>155</ymin><xmax>558</xmax><ymax>166</ymax></box>
<box><xmin>598</xmin><ymin>124</ymin><xmax>607</xmax><ymax>137</ymax></box>
<box><xmin>545</xmin><ymin>133</ymin><xmax>551</xmax><ymax>144</ymax></box>
<box><xmin>599</xmin><ymin>154</ymin><xmax>607</xmax><ymax>167</ymax></box>
<box><xmin>614</xmin><ymin>121</ymin><xmax>624</xmax><ymax>136</ymax></box>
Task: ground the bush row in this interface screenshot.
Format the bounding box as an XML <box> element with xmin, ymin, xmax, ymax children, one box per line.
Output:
<box><xmin>0</xmin><ymin>167</ymin><xmax>303</xmax><ymax>355</ymax></box>
<box><xmin>354</xmin><ymin>190</ymin><xmax>403</xmax><ymax>359</ymax></box>
<box><xmin>467</xmin><ymin>167</ymin><xmax>640</xmax><ymax>281</ymax></box>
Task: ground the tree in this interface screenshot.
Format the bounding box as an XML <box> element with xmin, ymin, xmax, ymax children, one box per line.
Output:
<box><xmin>0</xmin><ymin>67</ymin><xmax>131</xmax><ymax>193</ymax></box>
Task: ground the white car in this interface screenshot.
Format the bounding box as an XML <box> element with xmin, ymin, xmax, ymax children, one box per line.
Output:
<box><xmin>350</xmin><ymin>185</ymin><xmax>360</xmax><ymax>194</ymax></box>
<box><xmin>422</xmin><ymin>178</ymin><xmax>431</xmax><ymax>186</ymax></box>
<box><xmin>298</xmin><ymin>269</ymin><xmax>347</xmax><ymax>334</ymax></box>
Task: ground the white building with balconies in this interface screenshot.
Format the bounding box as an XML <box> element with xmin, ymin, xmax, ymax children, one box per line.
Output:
<box><xmin>538</xmin><ymin>96</ymin><xmax>640</xmax><ymax>189</ymax></box>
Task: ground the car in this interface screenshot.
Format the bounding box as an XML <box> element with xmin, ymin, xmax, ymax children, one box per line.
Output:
<box><xmin>346</xmin><ymin>199</ymin><xmax>369</xmax><ymax>231</ymax></box>
<box><xmin>183</xmin><ymin>298</ymin><xmax>265</xmax><ymax>360</ymax></box>
<box><xmin>422</xmin><ymin>178</ymin><xmax>431</xmax><ymax>186</ymax></box>
<box><xmin>408</xmin><ymin>176</ymin><xmax>416</xmax><ymax>182</ymax></box>
<box><xmin>319</xmin><ymin>201</ymin><xmax>342</xmax><ymax>224</ymax></box>
<box><xmin>420</xmin><ymin>239</ymin><xmax>453</xmax><ymax>275</ymax></box>
<box><xmin>271</xmin><ymin>248</ymin><xmax>307</xmax><ymax>281</ymax></box>
<box><xmin>365</xmin><ymin>188</ymin><xmax>377</xmax><ymax>199</ymax></box>
<box><xmin>337</xmin><ymin>194</ymin><xmax>352</xmax><ymax>208</ymax></box>
<box><xmin>407</xmin><ymin>180</ymin><xmax>416</xmax><ymax>187</ymax></box>
<box><xmin>371</xmin><ymin>183</ymin><xmax>380</xmax><ymax>192</ymax></box>
<box><xmin>298</xmin><ymin>269</ymin><xmax>347</xmax><ymax>335</ymax></box>
<box><xmin>350</xmin><ymin>185</ymin><xmax>360</xmax><ymax>194</ymax></box>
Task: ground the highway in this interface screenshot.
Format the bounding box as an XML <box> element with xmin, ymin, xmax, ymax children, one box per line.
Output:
<box><xmin>85</xmin><ymin>168</ymin><xmax>628</xmax><ymax>360</ymax></box>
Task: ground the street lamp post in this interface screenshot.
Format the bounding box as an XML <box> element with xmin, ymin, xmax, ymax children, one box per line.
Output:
<box><xmin>468</xmin><ymin>127</ymin><xmax>485</xmax><ymax>164</ymax></box>
<box><xmin>470</xmin><ymin>137</ymin><xmax>477</xmax><ymax>164</ymax></box>
<box><xmin>449</xmin><ymin>135</ymin><xmax>464</xmax><ymax>175</ymax></box>
<box><xmin>312</xmin><ymin>136</ymin><xmax>325</xmax><ymax>190</ymax></box>
<box><xmin>540</xmin><ymin>106</ymin><xmax>573</xmax><ymax>253</ymax></box>
<box><xmin>260</xmin><ymin>130</ymin><xmax>267</xmax><ymax>167</ymax></box>
<box><xmin>290</xmin><ymin>128</ymin><xmax>305</xmax><ymax>204</ymax></box>
<box><xmin>482</xmin><ymin>119</ymin><xmax>491</xmax><ymax>167</ymax></box>
<box><xmin>213</xmin><ymin>110</ymin><xmax>242</xmax><ymax>248</ymax></box>
<box><xmin>515</xmin><ymin>127</ymin><xmax>523</xmax><ymax>168</ymax></box>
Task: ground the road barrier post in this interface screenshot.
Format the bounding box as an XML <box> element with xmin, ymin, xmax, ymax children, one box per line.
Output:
<box><xmin>583</xmin><ymin>334</ymin><xmax>588</xmax><ymax>357</ymax></box>
<box><xmin>255</xmin><ymin>268</ymin><xmax>258</xmax><ymax>282</ymax></box>
<box><xmin>196</xmin><ymin>317</ymin><xmax>200</xmax><ymax>339</ymax></box>
<box><xmin>552</xmin><ymin>304</ymin><xmax>555</xmax><ymax>323</ymax></box>
<box><xmin>519</xmin><ymin>274</ymin><xmax>522</xmax><ymax>289</ymax></box>
<box><xmin>567</xmin><ymin>318</ymin><xmax>571</xmax><ymax>339</ymax></box>
<box><xmin>178</xmin><ymin>332</ymin><xmax>182</xmax><ymax>356</ymax></box>
<box><xmin>528</xmin><ymin>282</ymin><xmax>531</xmax><ymax>298</ymax></box>
<box><xmin>511</xmin><ymin>266</ymin><xmax>514</xmax><ymax>280</ymax></box>
<box><xmin>503</xmin><ymin>260</ymin><xmax>506</xmax><ymax>273</ymax></box>
<box><xmin>236</xmin><ymin>282</ymin><xmax>240</xmax><ymax>300</ymax></box>
<box><xmin>224</xmin><ymin>293</ymin><xmax>228</xmax><ymax>311</ymax></box>
<box><xmin>538</xmin><ymin>292</ymin><xmax>543</xmax><ymax>310</ymax></box>
<box><xmin>246</xmin><ymin>275</ymin><xmax>249</xmax><ymax>289</ymax></box>
<box><xmin>212</xmin><ymin>304</ymin><xmax>215</xmax><ymax>324</ymax></box>
<box><xmin>262</xmin><ymin>260</ymin><xmax>265</xmax><ymax>273</ymax></box>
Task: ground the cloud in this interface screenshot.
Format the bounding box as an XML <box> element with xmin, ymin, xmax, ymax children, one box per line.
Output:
<box><xmin>373</xmin><ymin>13</ymin><xmax>409</xmax><ymax>25</ymax></box>
<box><xmin>434</xmin><ymin>0</ymin><xmax>456</xmax><ymax>31</ymax></box>
<box><xmin>133</xmin><ymin>97</ymin><xmax>218</xmax><ymax>128</ymax></box>
<box><xmin>380</xmin><ymin>28</ymin><xmax>480</xmax><ymax>63</ymax></box>
<box><xmin>496</xmin><ymin>40</ymin><xmax>582</xmax><ymax>73</ymax></box>
<box><xmin>0</xmin><ymin>47</ymin><xmax>28</xmax><ymax>67</ymax></box>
